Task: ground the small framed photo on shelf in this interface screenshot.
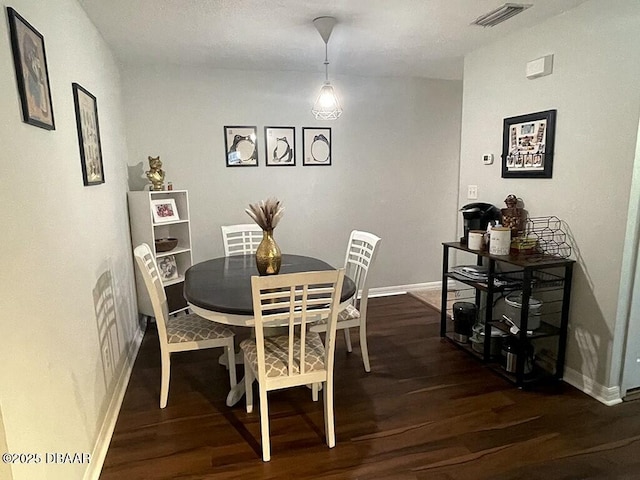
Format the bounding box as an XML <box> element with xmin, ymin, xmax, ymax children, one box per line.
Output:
<box><xmin>157</xmin><ymin>255</ymin><xmax>179</xmax><ymax>282</ymax></box>
<box><xmin>72</xmin><ymin>83</ymin><xmax>105</xmax><ymax>186</ymax></box>
<box><xmin>7</xmin><ymin>7</ymin><xmax>55</xmax><ymax>130</ymax></box>
<box><xmin>501</xmin><ymin>109</ymin><xmax>556</xmax><ymax>179</ymax></box>
<box><xmin>264</xmin><ymin>126</ymin><xmax>295</xmax><ymax>166</ymax></box>
<box><xmin>224</xmin><ymin>126</ymin><xmax>258</xmax><ymax>166</ymax></box>
<box><xmin>151</xmin><ymin>198</ymin><xmax>180</xmax><ymax>223</ymax></box>
<box><xmin>302</xmin><ymin>127</ymin><xmax>331</xmax><ymax>166</ymax></box>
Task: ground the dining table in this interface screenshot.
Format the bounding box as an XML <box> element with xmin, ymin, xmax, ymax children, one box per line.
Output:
<box><xmin>183</xmin><ymin>253</ymin><xmax>357</xmax><ymax>406</ymax></box>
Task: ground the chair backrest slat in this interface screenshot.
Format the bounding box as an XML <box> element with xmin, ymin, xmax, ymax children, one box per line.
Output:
<box><xmin>133</xmin><ymin>243</ymin><xmax>170</xmax><ymax>344</ymax></box>
<box><xmin>343</xmin><ymin>231</ymin><xmax>381</xmax><ymax>305</ymax></box>
<box><xmin>221</xmin><ymin>224</ymin><xmax>263</xmax><ymax>256</ymax></box>
<box><xmin>251</xmin><ymin>269</ymin><xmax>345</xmax><ymax>381</ymax></box>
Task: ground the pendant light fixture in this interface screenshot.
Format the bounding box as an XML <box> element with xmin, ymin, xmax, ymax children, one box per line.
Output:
<box><xmin>311</xmin><ymin>16</ymin><xmax>342</xmax><ymax>120</ymax></box>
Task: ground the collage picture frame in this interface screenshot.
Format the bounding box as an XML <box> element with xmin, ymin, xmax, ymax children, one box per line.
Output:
<box><xmin>501</xmin><ymin>109</ymin><xmax>557</xmax><ymax>179</ymax></box>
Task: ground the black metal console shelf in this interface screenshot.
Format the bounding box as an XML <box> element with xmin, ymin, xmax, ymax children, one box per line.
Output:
<box><xmin>440</xmin><ymin>242</ymin><xmax>575</xmax><ymax>388</ymax></box>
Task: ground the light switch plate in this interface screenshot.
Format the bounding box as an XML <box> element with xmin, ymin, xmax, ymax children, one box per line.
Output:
<box><xmin>467</xmin><ymin>185</ymin><xmax>478</xmax><ymax>200</ymax></box>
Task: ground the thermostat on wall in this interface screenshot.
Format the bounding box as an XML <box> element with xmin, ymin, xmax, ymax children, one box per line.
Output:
<box><xmin>482</xmin><ymin>154</ymin><xmax>494</xmax><ymax>165</ymax></box>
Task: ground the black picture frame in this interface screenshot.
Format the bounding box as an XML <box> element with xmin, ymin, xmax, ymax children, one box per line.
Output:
<box><xmin>224</xmin><ymin>126</ymin><xmax>258</xmax><ymax>167</ymax></box>
<box><xmin>302</xmin><ymin>127</ymin><xmax>332</xmax><ymax>166</ymax></box>
<box><xmin>72</xmin><ymin>83</ymin><xmax>105</xmax><ymax>186</ymax></box>
<box><xmin>264</xmin><ymin>126</ymin><xmax>296</xmax><ymax>166</ymax></box>
<box><xmin>7</xmin><ymin>7</ymin><xmax>55</xmax><ymax>130</ymax></box>
<box><xmin>501</xmin><ymin>109</ymin><xmax>556</xmax><ymax>178</ymax></box>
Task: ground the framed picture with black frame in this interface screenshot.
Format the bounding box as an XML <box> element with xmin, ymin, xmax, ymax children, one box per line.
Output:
<box><xmin>264</xmin><ymin>126</ymin><xmax>295</xmax><ymax>166</ymax></box>
<box><xmin>73</xmin><ymin>83</ymin><xmax>105</xmax><ymax>186</ymax></box>
<box><xmin>302</xmin><ymin>127</ymin><xmax>331</xmax><ymax>166</ymax></box>
<box><xmin>7</xmin><ymin>7</ymin><xmax>55</xmax><ymax>130</ymax></box>
<box><xmin>224</xmin><ymin>126</ymin><xmax>258</xmax><ymax>166</ymax></box>
<box><xmin>501</xmin><ymin>109</ymin><xmax>556</xmax><ymax>178</ymax></box>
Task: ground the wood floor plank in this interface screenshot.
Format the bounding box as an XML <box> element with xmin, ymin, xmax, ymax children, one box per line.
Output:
<box><xmin>101</xmin><ymin>294</ymin><xmax>640</xmax><ymax>479</ymax></box>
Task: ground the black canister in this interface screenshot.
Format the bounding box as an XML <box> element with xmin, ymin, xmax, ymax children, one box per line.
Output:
<box><xmin>502</xmin><ymin>337</ymin><xmax>534</xmax><ymax>374</ymax></box>
<box><xmin>452</xmin><ymin>302</ymin><xmax>476</xmax><ymax>343</ymax></box>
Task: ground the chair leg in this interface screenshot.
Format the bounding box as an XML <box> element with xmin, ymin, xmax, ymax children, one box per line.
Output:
<box><xmin>312</xmin><ymin>383</ymin><xmax>320</xmax><ymax>402</ymax></box>
<box><xmin>160</xmin><ymin>351</ymin><xmax>171</xmax><ymax>409</ymax></box>
<box><xmin>259</xmin><ymin>384</ymin><xmax>271</xmax><ymax>461</ymax></box>
<box><xmin>226</xmin><ymin>341</ymin><xmax>237</xmax><ymax>387</ymax></box>
<box><xmin>324</xmin><ymin>379</ymin><xmax>335</xmax><ymax>448</ymax></box>
<box><xmin>343</xmin><ymin>327</ymin><xmax>353</xmax><ymax>352</ymax></box>
<box><xmin>244</xmin><ymin>363</ymin><xmax>254</xmax><ymax>413</ymax></box>
<box><xmin>359</xmin><ymin>323</ymin><xmax>371</xmax><ymax>372</ymax></box>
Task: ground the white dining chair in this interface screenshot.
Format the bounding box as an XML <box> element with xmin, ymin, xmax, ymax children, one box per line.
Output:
<box><xmin>310</xmin><ymin>230</ymin><xmax>381</xmax><ymax>372</ymax></box>
<box><xmin>221</xmin><ymin>224</ymin><xmax>263</xmax><ymax>256</ymax></box>
<box><xmin>133</xmin><ymin>243</ymin><xmax>237</xmax><ymax>408</ymax></box>
<box><xmin>240</xmin><ymin>268</ymin><xmax>345</xmax><ymax>462</ymax></box>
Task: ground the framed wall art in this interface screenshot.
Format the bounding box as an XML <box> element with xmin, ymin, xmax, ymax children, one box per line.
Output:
<box><xmin>73</xmin><ymin>83</ymin><xmax>105</xmax><ymax>186</ymax></box>
<box><xmin>151</xmin><ymin>198</ymin><xmax>180</xmax><ymax>223</ymax></box>
<box><xmin>501</xmin><ymin>109</ymin><xmax>556</xmax><ymax>178</ymax></box>
<box><xmin>302</xmin><ymin>127</ymin><xmax>331</xmax><ymax>166</ymax></box>
<box><xmin>264</xmin><ymin>126</ymin><xmax>295</xmax><ymax>166</ymax></box>
<box><xmin>224</xmin><ymin>126</ymin><xmax>258</xmax><ymax>167</ymax></box>
<box><xmin>7</xmin><ymin>7</ymin><xmax>55</xmax><ymax>130</ymax></box>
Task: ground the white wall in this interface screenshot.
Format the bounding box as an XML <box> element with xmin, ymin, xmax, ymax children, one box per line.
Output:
<box><xmin>121</xmin><ymin>66</ymin><xmax>463</xmax><ymax>289</ymax></box>
<box><xmin>459</xmin><ymin>0</ymin><xmax>640</xmax><ymax>397</ymax></box>
<box><xmin>0</xmin><ymin>1</ymin><xmax>139</xmax><ymax>478</ymax></box>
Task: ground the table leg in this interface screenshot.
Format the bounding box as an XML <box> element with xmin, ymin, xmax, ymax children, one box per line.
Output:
<box><xmin>226</xmin><ymin>379</ymin><xmax>247</xmax><ymax>407</ymax></box>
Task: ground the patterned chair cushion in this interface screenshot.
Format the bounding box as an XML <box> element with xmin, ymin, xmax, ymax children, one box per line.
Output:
<box><xmin>240</xmin><ymin>331</ymin><xmax>326</xmax><ymax>378</ymax></box>
<box><xmin>166</xmin><ymin>314</ymin><xmax>234</xmax><ymax>343</ymax></box>
<box><xmin>312</xmin><ymin>303</ymin><xmax>361</xmax><ymax>327</ymax></box>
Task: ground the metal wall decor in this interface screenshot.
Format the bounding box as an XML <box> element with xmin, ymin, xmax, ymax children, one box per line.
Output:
<box><xmin>264</xmin><ymin>127</ymin><xmax>295</xmax><ymax>166</ymax></box>
<box><xmin>73</xmin><ymin>83</ymin><xmax>104</xmax><ymax>186</ymax></box>
<box><xmin>501</xmin><ymin>109</ymin><xmax>556</xmax><ymax>178</ymax></box>
<box><xmin>302</xmin><ymin>127</ymin><xmax>332</xmax><ymax>166</ymax></box>
<box><xmin>7</xmin><ymin>7</ymin><xmax>55</xmax><ymax>130</ymax></box>
<box><xmin>224</xmin><ymin>126</ymin><xmax>258</xmax><ymax>167</ymax></box>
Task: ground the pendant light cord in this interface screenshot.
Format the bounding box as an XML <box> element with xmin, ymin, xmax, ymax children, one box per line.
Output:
<box><xmin>324</xmin><ymin>43</ymin><xmax>329</xmax><ymax>83</ymax></box>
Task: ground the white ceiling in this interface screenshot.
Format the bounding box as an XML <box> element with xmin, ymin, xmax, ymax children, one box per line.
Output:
<box><xmin>78</xmin><ymin>0</ymin><xmax>589</xmax><ymax>80</ymax></box>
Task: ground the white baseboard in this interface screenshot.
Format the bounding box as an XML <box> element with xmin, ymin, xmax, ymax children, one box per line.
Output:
<box><xmin>83</xmin><ymin>324</ymin><xmax>146</xmax><ymax>480</ymax></box>
<box><xmin>562</xmin><ymin>365</ymin><xmax>623</xmax><ymax>406</ymax></box>
<box><xmin>369</xmin><ymin>281</ymin><xmax>444</xmax><ymax>298</ymax></box>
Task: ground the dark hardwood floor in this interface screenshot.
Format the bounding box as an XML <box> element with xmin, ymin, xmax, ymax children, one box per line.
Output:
<box><xmin>101</xmin><ymin>295</ymin><xmax>640</xmax><ymax>479</ymax></box>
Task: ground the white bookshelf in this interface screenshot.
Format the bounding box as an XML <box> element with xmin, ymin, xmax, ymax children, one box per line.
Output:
<box><xmin>127</xmin><ymin>189</ymin><xmax>193</xmax><ymax>316</ymax></box>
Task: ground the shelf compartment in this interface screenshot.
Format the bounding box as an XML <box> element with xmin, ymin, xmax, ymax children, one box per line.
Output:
<box><xmin>489</xmin><ymin>319</ymin><xmax>560</xmax><ymax>340</ymax></box>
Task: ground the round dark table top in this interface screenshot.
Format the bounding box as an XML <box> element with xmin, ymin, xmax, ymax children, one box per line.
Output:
<box><xmin>184</xmin><ymin>254</ymin><xmax>356</xmax><ymax>316</ymax></box>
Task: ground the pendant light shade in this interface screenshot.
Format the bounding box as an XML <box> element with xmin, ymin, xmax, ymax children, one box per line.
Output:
<box><xmin>311</xmin><ymin>16</ymin><xmax>342</xmax><ymax>120</ymax></box>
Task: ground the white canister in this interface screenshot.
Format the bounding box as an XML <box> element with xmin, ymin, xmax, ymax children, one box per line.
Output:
<box><xmin>468</xmin><ymin>230</ymin><xmax>485</xmax><ymax>250</ymax></box>
<box><xmin>489</xmin><ymin>227</ymin><xmax>511</xmax><ymax>255</ymax></box>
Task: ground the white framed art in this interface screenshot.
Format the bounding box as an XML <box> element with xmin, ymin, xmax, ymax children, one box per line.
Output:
<box><xmin>151</xmin><ymin>198</ymin><xmax>179</xmax><ymax>223</ymax></box>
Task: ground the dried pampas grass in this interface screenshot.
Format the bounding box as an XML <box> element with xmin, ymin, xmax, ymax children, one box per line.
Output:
<box><xmin>245</xmin><ymin>197</ymin><xmax>284</xmax><ymax>231</ymax></box>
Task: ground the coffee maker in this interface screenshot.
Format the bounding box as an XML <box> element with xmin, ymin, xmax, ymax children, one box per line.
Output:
<box><xmin>460</xmin><ymin>202</ymin><xmax>501</xmax><ymax>244</ymax></box>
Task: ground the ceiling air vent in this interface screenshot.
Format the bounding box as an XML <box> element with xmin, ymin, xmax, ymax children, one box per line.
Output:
<box><xmin>471</xmin><ymin>3</ymin><xmax>532</xmax><ymax>27</ymax></box>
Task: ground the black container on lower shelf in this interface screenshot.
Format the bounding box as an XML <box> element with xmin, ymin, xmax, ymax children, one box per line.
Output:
<box><xmin>452</xmin><ymin>301</ymin><xmax>476</xmax><ymax>343</ymax></box>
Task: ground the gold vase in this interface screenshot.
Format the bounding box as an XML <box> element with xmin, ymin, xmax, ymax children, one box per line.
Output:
<box><xmin>255</xmin><ymin>229</ymin><xmax>281</xmax><ymax>275</ymax></box>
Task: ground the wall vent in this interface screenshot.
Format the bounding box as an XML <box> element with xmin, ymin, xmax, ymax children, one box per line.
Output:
<box><xmin>471</xmin><ymin>3</ymin><xmax>532</xmax><ymax>27</ymax></box>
